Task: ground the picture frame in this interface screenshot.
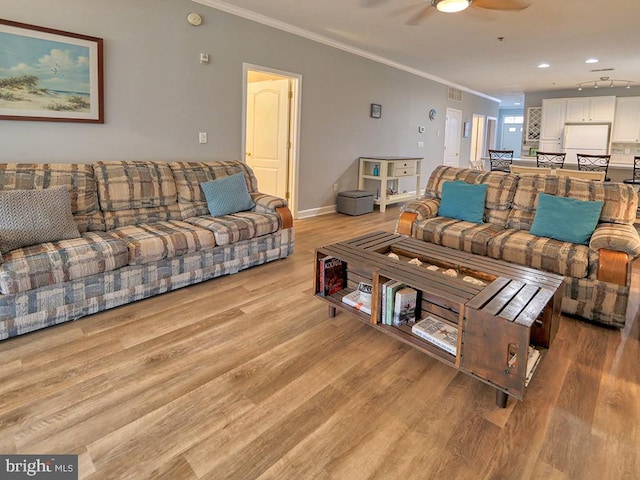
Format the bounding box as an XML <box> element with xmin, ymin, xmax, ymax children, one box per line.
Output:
<box><xmin>0</xmin><ymin>19</ymin><xmax>104</xmax><ymax>123</ymax></box>
<box><xmin>370</xmin><ymin>103</ymin><xmax>381</xmax><ymax>119</ymax></box>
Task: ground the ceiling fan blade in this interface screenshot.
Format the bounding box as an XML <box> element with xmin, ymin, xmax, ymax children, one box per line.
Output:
<box><xmin>472</xmin><ymin>0</ymin><xmax>530</xmax><ymax>11</ymax></box>
<box><xmin>406</xmin><ymin>5</ymin><xmax>437</xmax><ymax>25</ymax></box>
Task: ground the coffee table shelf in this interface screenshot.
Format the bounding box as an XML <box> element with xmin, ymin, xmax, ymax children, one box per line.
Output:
<box><xmin>314</xmin><ymin>231</ymin><xmax>563</xmax><ymax>407</ymax></box>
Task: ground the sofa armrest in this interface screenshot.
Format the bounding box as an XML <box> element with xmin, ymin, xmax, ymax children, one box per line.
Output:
<box><xmin>590</xmin><ymin>223</ymin><xmax>640</xmax><ymax>257</ymax></box>
<box><xmin>590</xmin><ymin>223</ymin><xmax>640</xmax><ymax>286</ymax></box>
<box><xmin>396</xmin><ymin>198</ymin><xmax>440</xmax><ymax>236</ymax></box>
<box><xmin>250</xmin><ymin>192</ymin><xmax>293</xmax><ymax>229</ymax></box>
<box><xmin>251</xmin><ymin>192</ymin><xmax>288</xmax><ymax>211</ymax></box>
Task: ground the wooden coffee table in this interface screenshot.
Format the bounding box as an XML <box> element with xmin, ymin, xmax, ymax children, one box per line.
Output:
<box><xmin>314</xmin><ymin>231</ymin><xmax>563</xmax><ymax>407</ymax></box>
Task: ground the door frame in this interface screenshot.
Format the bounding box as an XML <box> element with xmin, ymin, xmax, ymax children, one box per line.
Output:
<box><xmin>242</xmin><ymin>63</ymin><xmax>302</xmax><ymax>219</ymax></box>
<box><xmin>485</xmin><ymin>116</ymin><xmax>497</xmax><ymax>155</ymax></box>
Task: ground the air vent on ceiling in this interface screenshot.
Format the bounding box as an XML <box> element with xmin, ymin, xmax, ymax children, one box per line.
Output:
<box><xmin>590</xmin><ymin>68</ymin><xmax>615</xmax><ymax>72</ymax></box>
<box><xmin>448</xmin><ymin>87</ymin><xmax>463</xmax><ymax>102</ymax></box>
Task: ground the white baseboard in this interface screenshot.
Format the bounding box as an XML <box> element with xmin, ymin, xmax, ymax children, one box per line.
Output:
<box><xmin>296</xmin><ymin>204</ymin><xmax>337</xmax><ymax>219</ymax></box>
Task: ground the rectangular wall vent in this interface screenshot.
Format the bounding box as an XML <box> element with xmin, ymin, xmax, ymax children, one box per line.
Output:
<box><xmin>448</xmin><ymin>87</ymin><xmax>463</xmax><ymax>102</ymax></box>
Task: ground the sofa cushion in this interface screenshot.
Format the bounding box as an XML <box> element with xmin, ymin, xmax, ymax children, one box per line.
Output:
<box><xmin>487</xmin><ymin>229</ymin><xmax>590</xmax><ymax>278</ymax></box>
<box><xmin>169</xmin><ymin>161</ymin><xmax>259</xmax><ymax>219</ymax></box>
<box><xmin>424</xmin><ymin>166</ymin><xmax>517</xmax><ymax>226</ymax></box>
<box><xmin>109</xmin><ymin>221</ymin><xmax>216</xmax><ymax>265</ymax></box>
<box><xmin>94</xmin><ymin>161</ymin><xmax>182</xmax><ymax>229</ymax></box>
<box><xmin>184</xmin><ymin>212</ymin><xmax>281</xmax><ymax>246</ymax></box>
<box><xmin>438</xmin><ymin>181</ymin><xmax>488</xmax><ymax>224</ymax></box>
<box><xmin>414</xmin><ymin>217</ymin><xmax>506</xmax><ymax>256</ymax></box>
<box><xmin>0</xmin><ymin>232</ymin><xmax>129</xmax><ymax>294</ymax></box>
<box><xmin>0</xmin><ymin>163</ymin><xmax>104</xmax><ymax>232</ymax></box>
<box><xmin>0</xmin><ymin>187</ymin><xmax>81</xmax><ymax>254</ymax></box>
<box><xmin>530</xmin><ymin>193</ymin><xmax>604</xmax><ymax>245</ymax></box>
<box><xmin>201</xmin><ymin>173</ymin><xmax>255</xmax><ymax>217</ymax></box>
<box><xmin>507</xmin><ymin>175</ymin><xmax>604</xmax><ymax>231</ymax></box>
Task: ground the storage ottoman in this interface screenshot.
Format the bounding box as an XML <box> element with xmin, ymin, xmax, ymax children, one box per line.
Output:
<box><xmin>337</xmin><ymin>190</ymin><xmax>374</xmax><ymax>215</ymax></box>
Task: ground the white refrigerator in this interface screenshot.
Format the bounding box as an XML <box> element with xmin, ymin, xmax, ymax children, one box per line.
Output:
<box><xmin>563</xmin><ymin>124</ymin><xmax>610</xmax><ymax>166</ymax></box>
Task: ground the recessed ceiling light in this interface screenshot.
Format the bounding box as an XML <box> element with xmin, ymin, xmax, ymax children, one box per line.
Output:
<box><xmin>538</xmin><ymin>63</ymin><xmax>550</xmax><ymax>68</ymax></box>
<box><xmin>585</xmin><ymin>58</ymin><xmax>599</xmax><ymax>64</ymax></box>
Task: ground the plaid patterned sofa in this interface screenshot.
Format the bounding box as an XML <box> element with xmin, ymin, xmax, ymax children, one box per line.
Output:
<box><xmin>0</xmin><ymin>161</ymin><xmax>294</xmax><ymax>340</ymax></box>
<box><xmin>396</xmin><ymin>166</ymin><xmax>640</xmax><ymax>328</ymax></box>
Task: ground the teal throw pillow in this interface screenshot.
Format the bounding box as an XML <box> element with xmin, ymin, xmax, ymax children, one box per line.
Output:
<box><xmin>201</xmin><ymin>173</ymin><xmax>255</xmax><ymax>217</ymax></box>
<box><xmin>529</xmin><ymin>193</ymin><xmax>604</xmax><ymax>245</ymax></box>
<box><xmin>438</xmin><ymin>181</ymin><xmax>488</xmax><ymax>224</ymax></box>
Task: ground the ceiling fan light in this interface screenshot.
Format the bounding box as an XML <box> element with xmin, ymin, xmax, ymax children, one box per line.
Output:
<box><xmin>436</xmin><ymin>0</ymin><xmax>470</xmax><ymax>13</ymax></box>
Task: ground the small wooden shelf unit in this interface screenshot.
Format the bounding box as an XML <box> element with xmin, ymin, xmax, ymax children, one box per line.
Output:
<box><xmin>358</xmin><ymin>157</ymin><xmax>423</xmax><ymax>213</ymax></box>
<box><xmin>314</xmin><ymin>232</ymin><xmax>563</xmax><ymax>407</ymax></box>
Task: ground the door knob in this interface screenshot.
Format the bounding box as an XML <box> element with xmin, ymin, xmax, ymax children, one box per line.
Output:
<box><xmin>246</xmin><ymin>152</ymin><xmax>252</xmax><ymax>157</ymax></box>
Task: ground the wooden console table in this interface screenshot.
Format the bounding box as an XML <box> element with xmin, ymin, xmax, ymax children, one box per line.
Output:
<box><xmin>314</xmin><ymin>232</ymin><xmax>563</xmax><ymax>407</ymax></box>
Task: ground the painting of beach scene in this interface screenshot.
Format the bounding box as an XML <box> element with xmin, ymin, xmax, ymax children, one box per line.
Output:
<box><xmin>0</xmin><ymin>19</ymin><xmax>103</xmax><ymax>123</ymax></box>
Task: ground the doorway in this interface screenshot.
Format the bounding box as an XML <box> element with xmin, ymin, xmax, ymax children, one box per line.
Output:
<box><xmin>470</xmin><ymin>114</ymin><xmax>485</xmax><ymax>168</ymax></box>
<box><xmin>485</xmin><ymin>117</ymin><xmax>497</xmax><ymax>154</ymax></box>
<box><xmin>243</xmin><ymin>64</ymin><xmax>301</xmax><ymax>218</ymax></box>
<box><xmin>444</xmin><ymin>108</ymin><xmax>462</xmax><ymax>166</ymax></box>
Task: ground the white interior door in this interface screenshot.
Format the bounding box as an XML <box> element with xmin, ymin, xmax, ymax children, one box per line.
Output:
<box><xmin>444</xmin><ymin>108</ymin><xmax>462</xmax><ymax>166</ymax></box>
<box><xmin>245</xmin><ymin>79</ymin><xmax>290</xmax><ymax>199</ymax></box>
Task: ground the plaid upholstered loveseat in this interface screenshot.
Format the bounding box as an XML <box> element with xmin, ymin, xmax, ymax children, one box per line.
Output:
<box><xmin>396</xmin><ymin>166</ymin><xmax>640</xmax><ymax>328</ymax></box>
<box><xmin>0</xmin><ymin>161</ymin><xmax>294</xmax><ymax>340</ymax></box>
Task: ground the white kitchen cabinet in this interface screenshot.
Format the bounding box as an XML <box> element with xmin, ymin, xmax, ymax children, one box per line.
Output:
<box><xmin>565</xmin><ymin>96</ymin><xmax>615</xmax><ymax>123</ymax></box>
<box><xmin>612</xmin><ymin>97</ymin><xmax>640</xmax><ymax>143</ymax></box>
<box><xmin>540</xmin><ymin>99</ymin><xmax>566</xmax><ymax>151</ymax></box>
<box><xmin>525</xmin><ymin>107</ymin><xmax>542</xmax><ymax>142</ymax></box>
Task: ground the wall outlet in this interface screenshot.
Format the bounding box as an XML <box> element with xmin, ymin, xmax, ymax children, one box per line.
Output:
<box><xmin>417</xmin><ymin>141</ymin><xmax>424</xmax><ymax>148</ymax></box>
<box><xmin>333</xmin><ymin>183</ymin><xmax>339</xmax><ymax>192</ymax></box>
<box><xmin>200</xmin><ymin>53</ymin><xmax>209</xmax><ymax>64</ymax></box>
<box><xmin>199</xmin><ymin>132</ymin><xmax>207</xmax><ymax>144</ymax></box>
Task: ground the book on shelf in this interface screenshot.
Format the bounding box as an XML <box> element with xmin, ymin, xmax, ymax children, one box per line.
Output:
<box><xmin>319</xmin><ymin>256</ymin><xmax>346</xmax><ymax>297</ymax></box>
<box><xmin>393</xmin><ymin>287</ymin><xmax>418</xmax><ymax>327</ymax></box>
<box><xmin>385</xmin><ymin>280</ymin><xmax>405</xmax><ymax>326</ymax></box>
<box><xmin>411</xmin><ymin>315</ymin><xmax>458</xmax><ymax>356</ymax></box>
<box><xmin>342</xmin><ymin>289</ymin><xmax>372</xmax><ymax>315</ymax></box>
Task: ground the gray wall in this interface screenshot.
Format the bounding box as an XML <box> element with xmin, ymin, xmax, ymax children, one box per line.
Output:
<box><xmin>0</xmin><ymin>0</ymin><xmax>499</xmax><ymax>214</ymax></box>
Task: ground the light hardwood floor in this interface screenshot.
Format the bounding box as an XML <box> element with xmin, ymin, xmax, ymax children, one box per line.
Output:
<box><xmin>0</xmin><ymin>207</ymin><xmax>638</xmax><ymax>480</ymax></box>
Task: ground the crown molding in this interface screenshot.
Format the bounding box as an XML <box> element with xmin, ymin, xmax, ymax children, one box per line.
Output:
<box><xmin>192</xmin><ymin>0</ymin><xmax>501</xmax><ymax>103</ymax></box>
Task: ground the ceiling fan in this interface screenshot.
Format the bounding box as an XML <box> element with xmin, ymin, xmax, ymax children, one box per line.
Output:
<box><xmin>363</xmin><ymin>0</ymin><xmax>530</xmax><ymax>25</ymax></box>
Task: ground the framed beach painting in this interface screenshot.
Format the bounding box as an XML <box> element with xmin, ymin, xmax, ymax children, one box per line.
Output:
<box><xmin>0</xmin><ymin>19</ymin><xmax>103</xmax><ymax>123</ymax></box>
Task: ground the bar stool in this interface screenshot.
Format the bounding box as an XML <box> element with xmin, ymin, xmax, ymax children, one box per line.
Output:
<box><xmin>536</xmin><ymin>152</ymin><xmax>566</xmax><ymax>169</ymax></box>
<box><xmin>488</xmin><ymin>149</ymin><xmax>513</xmax><ymax>173</ymax></box>
<box><xmin>576</xmin><ymin>153</ymin><xmax>611</xmax><ymax>181</ymax></box>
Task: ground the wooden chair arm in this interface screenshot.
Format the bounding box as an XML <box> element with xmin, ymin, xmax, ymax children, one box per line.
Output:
<box><xmin>276</xmin><ymin>206</ymin><xmax>294</xmax><ymax>229</ymax></box>
<box><xmin>597</xmin><ymin>249</ymin><xmax>629</xmax><ymax>286</ymax></box>
<box><xmin>396</xmin><ymin>212</ymin><xmax>418</xmax><ymax>236</ymax></box>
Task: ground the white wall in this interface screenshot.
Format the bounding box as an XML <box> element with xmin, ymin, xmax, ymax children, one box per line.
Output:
<box><xmin>0</xmin><ymin>0</ymin><xmax>499</xmax><ymax>213</ymax></box>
